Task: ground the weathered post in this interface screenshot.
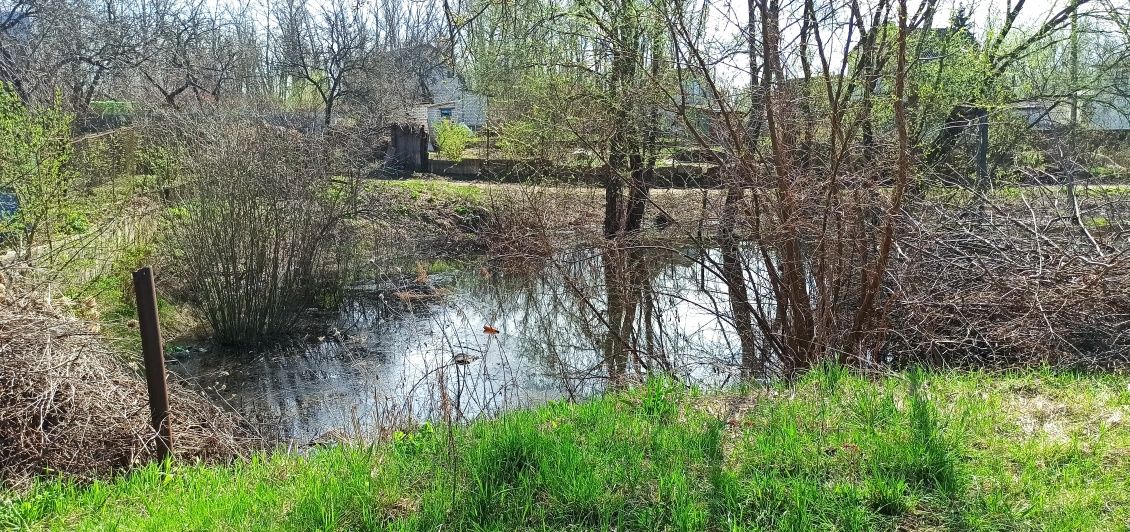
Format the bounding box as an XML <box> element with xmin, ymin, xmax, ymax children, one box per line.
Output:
<box><xmin>133</xmin><ymin>266</ymin><xmax>173</xmax><ymax>462</ymax></box>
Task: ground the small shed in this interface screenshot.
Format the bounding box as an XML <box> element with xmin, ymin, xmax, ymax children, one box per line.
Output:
<box><xmin>379</xmin><ymin>123</ymin><xmax>430</xmax><ymax>177</ymax></box>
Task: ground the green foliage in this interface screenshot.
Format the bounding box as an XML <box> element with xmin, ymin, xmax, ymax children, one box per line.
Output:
<box><xmin>492</xmin><ymin>75</ymin><xmax>592</xmax><ymax>163</ymax></box>
<box><xmin>640</xmin><ymin>377</ymin><xmax>679</xmax><ymax>422</ymax></box>
<box><xmin>908</xmin><ymin>38</ymin><xmax>994</xmax><ymax>136</ymax></box>
<box><xmin>279</xmin><ymin>75</ymin><xmax>327</xmax><ymax>111</ymax></box>
<box><xmin>392</xmin><ymin>422</ymin><xmax>437</xmax><ymax>456</ymax></box>
<box><xmin>434</xmin><ymin>119</ymin><xmax>475</xmax><ymax>161</ymax></box>
<box><xmin>88</xmin><ymin>100</ymin><xmax>134</xmax><ymax>116</ymax></box>
<box><xmin>60</xmin><ymin>241</ymin><xmax>177</xmax><ymax>353</ymax></box>
<box><xmin>1015</xmin><ymin>148</ymin><xmax>1046</xmax><ymax>168</ymax></box>
<box><xmin>496</xmin><ymin>119</ymin><xmax>569</xmax><ymax>160</ymax></box>
<box><xmin>137</xmin><ymin>144</ymin><xmax>182</xmax><ymax>188</ymax></box>
<box><xmin>8</xmin><ymin>370</ymin><xmax>1130</xmax><ymax>530</ymax></box>
<box><xmin>61</xmin><ymin>210</ymin><xmax>90</xmax><ymax>234</ymax></box>
<box><xmin>0</xmin><ymin>83</ymin><xmax>76</xmax><ymax>250</ymax></box>
<box><xmin>464</xmin><ymin>0</ymin><xmax>668</xmax><ymax>169</ymax></box>
<box><xmin>367</xmin><ymin>179</ymin><xmax>485</xmax><ymax>206</ymax></box>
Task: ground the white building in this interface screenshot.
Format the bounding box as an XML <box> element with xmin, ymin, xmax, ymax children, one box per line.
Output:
<box><xmin>1013</xmin><ymin>66</ymin><xmax>1130</xmax><ymax>133</ymax></box>
<box><xmin>410</xmin><ymin>69</ymin><xmax>488</xmax><ymax>132</ymax></box>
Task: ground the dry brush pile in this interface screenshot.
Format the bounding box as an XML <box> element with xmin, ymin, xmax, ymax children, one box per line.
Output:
<box><xmin>886</xmin><ymin>190</ymin><xmax>1130</xmax><ymax>370</ymax></box>
<box><xmin>0</xmin><ymin>284</ymin><xmax>249</xmax><ymax>487</ymax></box>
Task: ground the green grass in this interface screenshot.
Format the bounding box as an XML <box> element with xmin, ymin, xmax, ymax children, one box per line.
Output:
<box><xmin>361</xmin><ymin>178</ymin><xmax>489</xmax><ymax>237</ymax></box>
<box><xmin>921</xmin><ymin>183</ymin><xmax>1130</xmax><ymax>204</ymax></box>
<box><xmin>366</xmin><ymin>179</ymin><xmax>486</xmax><ymax>205</ymax></box>
<box><xmin>73</xmin><ymin>174</ymin><xmax>163</xmax><ymax>225</ymax></box>
<box><xmin>57</xmin><ymin>238</ymin><xmax>188</xmax><ymax>355</ymax></box>
<box><xmin>4</xmin><ymin>369</ymin><xmax>1130</xmax><ymax>530</ymax></box>
<box><xmin>421</xmin><ymin>258</ymin><xmax>465</xmax><ymax>274</ymax></box>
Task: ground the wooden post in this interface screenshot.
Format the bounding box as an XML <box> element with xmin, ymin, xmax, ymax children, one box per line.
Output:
<box><xmin>133</xmin><ymin>266</ymin><xmax>172</xmax><ymax>462</ymax></box>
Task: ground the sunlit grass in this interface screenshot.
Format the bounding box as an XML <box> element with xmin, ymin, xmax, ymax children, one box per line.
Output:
<box><xmin>366</xmin><ymin>179</ymin><xmax>486</xmax><ymax>204</ymax></box>
<box><xmin>4</xmin><ymin>369</ymin><xmax>1129</xmax><ymax>530</ymax></box>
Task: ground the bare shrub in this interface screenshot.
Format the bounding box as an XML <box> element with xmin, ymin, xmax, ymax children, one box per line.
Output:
<box><xmin>167</xmin><ymin>116</ymin><xmax>360</xmax><ymax>346</ymax></box>
<box><xmin>478</xmin><ymin>186</ymin><xmax>570</xmax><ymax>259</ymax></box>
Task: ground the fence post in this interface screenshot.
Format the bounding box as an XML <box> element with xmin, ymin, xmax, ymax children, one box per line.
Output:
<box><xmin>133</xmin><ymin>266</ymin><xmax>173</xmax><ymax>462</ymax></box>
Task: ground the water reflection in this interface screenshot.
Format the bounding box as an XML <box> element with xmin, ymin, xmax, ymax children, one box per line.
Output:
<box><xmin>168</xmin><ymin>246</ymin><xmax>747</xmax><ymax>443</ymax></box>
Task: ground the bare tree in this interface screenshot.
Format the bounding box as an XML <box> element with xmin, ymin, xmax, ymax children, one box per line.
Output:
<box><xmin>272</xmin><ymin>0</ymin><xmax>373</xmax><ymax>127</ymax></box>
<box><xmin>136</xmin><ymin>0</ymin><xmax>215</xmax><ymax>107</ymax></box>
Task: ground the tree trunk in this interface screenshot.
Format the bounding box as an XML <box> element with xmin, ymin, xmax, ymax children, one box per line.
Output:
<box><xmin>720</xmin><ymin>184</ymin><xmax>759</xmax><ymax>377</ymax></box>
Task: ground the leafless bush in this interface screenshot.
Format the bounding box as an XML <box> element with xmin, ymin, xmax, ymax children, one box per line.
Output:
<box><xmin>166</xmin><ymin>115</ymin><xmax>361</xmax><ymax>346</ymax></box>
<box><xmin>477</xmin><ymin>186</ymin><xmax>579</xmax><ymax>259</ymax></box>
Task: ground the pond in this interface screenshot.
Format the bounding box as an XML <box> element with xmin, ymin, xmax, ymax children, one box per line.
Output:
<box><xmin>167</xmin><ymin>247</ymin><xmax>749</xmax><ymax>443</ymax></box>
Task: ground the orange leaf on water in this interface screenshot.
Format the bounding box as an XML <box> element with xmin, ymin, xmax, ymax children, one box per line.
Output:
<box><xmin>483</xmin><ymin>325</ymin><xmax>500</xmax><ymax>335</ymax></box>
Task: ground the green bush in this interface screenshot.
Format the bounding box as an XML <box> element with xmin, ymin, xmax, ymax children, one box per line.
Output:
<box><xmin>137</xmin><ymin>145</ymin><xmax>182</xmax><ymax>188</ymax></box>
<box><xmin>435</xmin><ymin>119</ymin><xmax>475</xmax><ymax>161</ymax></box>
<box><xmin>496</xmin><ymin>118</ymin><xmax>575</xmax><ymax>162</ymax></box>
<box><xmin>61</xmin><ymin>210</ymin><xmax>89</xmax><ymax>234</ymax></box>
<box><xmin>0</xmin><ymin>83</ymin><xmax>76</xmax><ymax>251</ymax></box>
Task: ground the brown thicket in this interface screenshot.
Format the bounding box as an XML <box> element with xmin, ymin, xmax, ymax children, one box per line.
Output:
<box><xmin>503</xmin><ymin>0</ymin><xmax>1130</xmax><ymax>382</ymax></box>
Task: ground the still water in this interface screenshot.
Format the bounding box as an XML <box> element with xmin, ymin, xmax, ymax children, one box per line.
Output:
<box><xmin>168</xmin><ymin>248</ymin><xmax>747</xmax><ymax>443</ymax></box>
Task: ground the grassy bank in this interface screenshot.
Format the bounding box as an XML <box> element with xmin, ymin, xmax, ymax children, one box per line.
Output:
<box><xmin>5</xmin><ymin>368</ymin><xmax>1130</xmax><ymax>530</ymax></box>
